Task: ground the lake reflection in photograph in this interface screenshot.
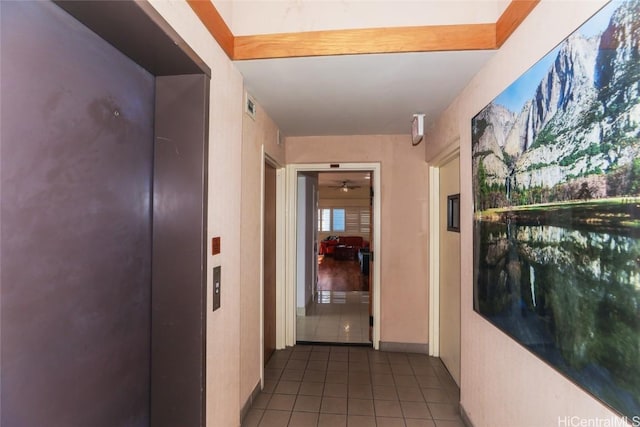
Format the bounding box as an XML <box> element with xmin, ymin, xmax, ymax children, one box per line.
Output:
<box><xmin>473</xmin><ymin>218</ymin><xmax>640</xmax><ymax>417</ymax></box>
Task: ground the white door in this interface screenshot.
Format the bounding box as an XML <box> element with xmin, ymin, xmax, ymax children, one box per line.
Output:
<box><xmin>439</xmin><ymin>155</ymin><xmax>461</xmax><ymax>386</ymax></box>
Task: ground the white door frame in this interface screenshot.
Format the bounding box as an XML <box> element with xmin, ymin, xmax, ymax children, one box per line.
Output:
<box><xmin>282</xmin><ymin>163</ymin><xmax>382</xmax><ymax>349</ymax></box>
<box><xmin>428</xmin><ymin>143</ymin><xmax>460</xmax><ymax>357</ymax></box>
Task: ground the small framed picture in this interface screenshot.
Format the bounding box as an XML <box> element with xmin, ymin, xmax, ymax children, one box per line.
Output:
<box><xmin>447</xmin><ymin>194</ymin><xmax>460</xmax><ymax>232</ymax></box>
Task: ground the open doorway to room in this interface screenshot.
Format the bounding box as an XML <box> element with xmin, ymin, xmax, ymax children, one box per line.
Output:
<box><xmin>296</xmin><ymin>171</ymin><xmax>373</xmax><ymax>345</ymax></box>
<box><xmin>284</xmin><ymin>162</ymin><xmax>380</xmax><ymax>349</ymax></box>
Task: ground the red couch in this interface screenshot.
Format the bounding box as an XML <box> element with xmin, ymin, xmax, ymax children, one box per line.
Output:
<box><xmin>320</xmin><ymin>236</ymin><xmax>369</xmax><ymax>257</ymax></box>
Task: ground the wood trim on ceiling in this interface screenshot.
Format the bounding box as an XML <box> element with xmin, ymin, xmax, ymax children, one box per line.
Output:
<box><xmin>188</xmin><ymin>0</ymin><xmax>539</xmax><ymax>60</ymax></box>
<box><xmin>186</xmin><ymin>0</ymin><xmax>234</xmax><ymax>58</ymax></box>
<box><xmin>496</xmin><ymin>0</ymin><xmax>541</xmax><ymax>48</ymax></box>
<box><xmin>233</xmin><ymin>24</ymin><xmax>496</xmax><ymax>60</ymax></box>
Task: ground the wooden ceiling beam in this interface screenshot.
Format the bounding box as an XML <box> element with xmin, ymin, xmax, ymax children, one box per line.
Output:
<box><xmin>496</xmin><ymin>0</ymin><xmax>541</xmax><ymax>48</ymax></box>
<box><xmin>187</xmin><ymin>0</ymin><xmax>539</xmax><ymax>61</ymax></box>
<box><xmin>186</xmin><ymin>0</ymin><xmax>234</xmax><ymax>58</ymax></box>
<box><xmin>233</xmin><ymin>24</ymin><xmax>496</xmax><ymax>60</ymax></box>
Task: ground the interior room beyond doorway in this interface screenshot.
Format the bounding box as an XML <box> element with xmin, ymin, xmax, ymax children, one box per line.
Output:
<box><xmin>296</xmin><ymin>171</ymin><xmax>373</xmax><ymax>345</ymax></box>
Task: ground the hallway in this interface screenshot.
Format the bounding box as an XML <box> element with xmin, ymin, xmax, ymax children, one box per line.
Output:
<box><xmin>243</xmin><ymin>345</ymin><xmax>463</xmax><ymax>427</ymax></box>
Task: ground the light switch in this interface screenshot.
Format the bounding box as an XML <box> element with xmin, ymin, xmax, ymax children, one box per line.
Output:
<box><xmin>213</xmin><ymin>266</ymin><xmax>221</xmax><ymax>311</ymax></box>
<box><xmin>211</xmin><ymin>237</ymin><xmax>220</xmax><ymax>255</ymax></box>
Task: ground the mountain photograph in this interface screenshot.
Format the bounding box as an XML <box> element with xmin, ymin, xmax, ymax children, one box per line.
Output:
<box><xmin>472</xmin><ymin>1</ymin><xmax>640</xmax><ymax>419</ymax></box>
<box><xmin>473</xmin><ymin>0</ymin><xmax>640</xmax><ymax>217</ymax></box>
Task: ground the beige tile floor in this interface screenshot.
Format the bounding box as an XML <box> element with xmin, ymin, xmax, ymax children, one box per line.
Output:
<box><xmin>242</xmin><ymin>345</ymin><xmax>464</xmax><ymax>427</ymax></box>
<box><xmin>296</xmin><ymin>291</ymin><xmax>370</xmax><ymax>344</ymax></box>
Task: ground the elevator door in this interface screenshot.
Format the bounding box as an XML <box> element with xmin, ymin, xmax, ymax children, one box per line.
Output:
<box><xmin>1</xmin><ymin>2</ymin><xmax>154</xmax><ymax>425</ymax></box>
<box><xmin>152</xmin><ymin>74</ymin><xmax>209</xmax><ymax>427</ymax></box>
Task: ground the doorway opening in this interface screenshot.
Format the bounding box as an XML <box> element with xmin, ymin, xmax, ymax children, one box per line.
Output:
<box><xmin>297</xmin><ymin>171</ymin><xmax>373</xmax><ymax>345</ymax></box>
<box><xmin>283</xmin><ymin>163</ymin><xmax>381</xmax><ymax>349</ymax></box>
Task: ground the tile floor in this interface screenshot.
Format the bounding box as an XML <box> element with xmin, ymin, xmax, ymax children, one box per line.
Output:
<box><xmin>242</xmin><ymin>345</ymin><xmax>465</xmax><ymax>427</ymax></box>
<box><xmin>296</xmin><ymin>291</ymin><xmax>370</xmax><ymax>344</ymax></box>
<box><xmin>296</xmin><ymin>291</ymin><xmax>369</xmax><ymax>344</ymax></box>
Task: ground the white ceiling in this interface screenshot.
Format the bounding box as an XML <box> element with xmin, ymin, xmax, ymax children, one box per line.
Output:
<box><xmin>217</xmin><ymin>1</ymin><xmax>510</xmax><ymax>36</ymax></box>
<box><xmin>226</xmin><ymin>1</ymin><xmax>510</xmax><ymax>137</ymax></box>
<box><xmin>317</xmin><ymin>171</ymin><xmax>372</xmax><ymax>187</ymax></box>
<box><xmin>235</xmin><ymin>50</ymin><xmax>496</xmax><ymax>136</ymax></box>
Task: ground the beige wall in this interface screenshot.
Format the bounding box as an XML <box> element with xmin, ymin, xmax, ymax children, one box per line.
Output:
<box><xmin>425</xmin><ymin>1</ymin><xmax>622</xmax><ymax>425</ymax></box>
<box><xmin>240</xmin><ymin>99</ymin><xmax>284</xmax><ymax>406</ymax></box>
<box><xmin>287</xmin><ymin>135</ymin><xmax>429</xmax><ymax>344</ymax></box>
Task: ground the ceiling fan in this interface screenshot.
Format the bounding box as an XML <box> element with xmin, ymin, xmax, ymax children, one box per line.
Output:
<box><xmin>330</xmin><ymin>180</ymin><xmax>361</xmax><ymax>193</ymax></box>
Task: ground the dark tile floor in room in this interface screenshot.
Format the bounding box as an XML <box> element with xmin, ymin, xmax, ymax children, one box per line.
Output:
<box><xmin>242</xmin><ymin>345</ymin><xmax>465</xmax><ymax>427</ymax></box>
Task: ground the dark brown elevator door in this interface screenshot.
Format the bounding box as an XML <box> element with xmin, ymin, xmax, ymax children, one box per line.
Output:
<box><xmin>264</xmin><ymin>163</ymin><xmax>277</xmax><ymax>364</ymax></box>
<box><xmin>151</xmin><ymin>75</ymin><xmax>208</xmax><ymax>427</ymax></box>
<box><xmin>1</xmin><ymin>2</ymin><xmax>154</xmax><ymax>426</ymax></box>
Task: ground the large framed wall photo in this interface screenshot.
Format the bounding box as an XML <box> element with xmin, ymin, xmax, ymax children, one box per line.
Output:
<box><xmin>472</xmin><ymin>0</ymin><xmax>640</xmax><ymax>418</ymax></box>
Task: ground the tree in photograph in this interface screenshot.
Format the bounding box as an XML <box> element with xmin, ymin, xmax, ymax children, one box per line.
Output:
<box><xmin>477</xmin><ymin>159</ymin><xmax>490</xmax><ymax>210</ymax></box>
<box><xmin>577</xmin><ymin>182</ymin><xmax>593</xmax><ymax>200</ymax></box>
<box><xmin>629</xmin><ymin>158</ymin><xmax>640</xmax><ymax>195</ymax></box>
